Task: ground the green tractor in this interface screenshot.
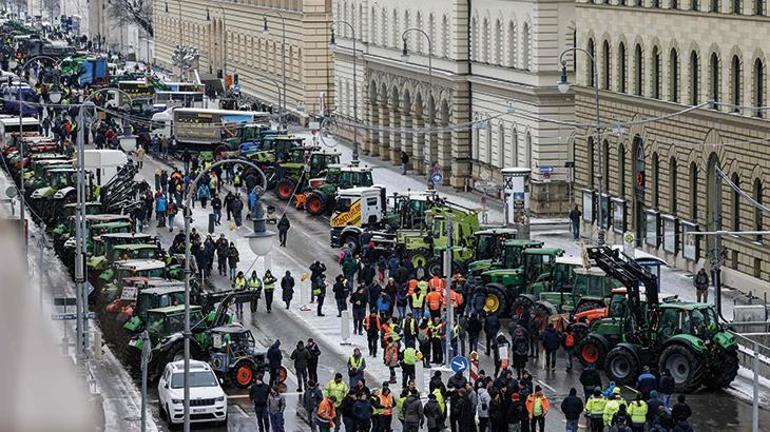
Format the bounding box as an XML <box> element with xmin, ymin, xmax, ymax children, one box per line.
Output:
<box><xmin>574</xmin><ymin>247</ymin><xmax>738</xmax><ymax>393</ymax></box>
<box><xmin>471</xmin><ymin>246</ymin><xmax>563</xmax><ymax>316</ymax></box>
<box><xmin>87</xmin><ymin>233</ymin><xmax>159</xmax><ymax>275</ymax></box>
<box><xmin>466</xmin><ymin>229</ymin><xmax>521</xmax><ymax>275</ymax></box>
<box><xmin>126</xmin><ymin>290</ymin><xmax>257</xmax><ymax>378</ymax></box>
<box><xmin>100</xmin><ymin>259</ymin><xmax>169</xmax><ymax>302</ymax></box>
<box><xmin>274</xmin><ymin>149</ymin><xmax>342</xmax><ymax>200</ymax></box>
<box><xmin>507</xmin><ymin>256</ymin><xmax>624</xmax><ymax>334</ymax></box>
<box><xmin>302</xmin><ymin>164</ymin><xmax>374</xmax><ymax>216</ymax></box>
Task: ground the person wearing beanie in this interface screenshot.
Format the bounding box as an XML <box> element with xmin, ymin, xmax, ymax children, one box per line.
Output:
<box><xmin>560</xmin><ymin>387</ymin><xmax>584</xmax><ymax>432</ymax></box>
<box><xmin>525</xmin><ymin>385</ymin><xmax>550</xmax><ymax>432</ymax></box>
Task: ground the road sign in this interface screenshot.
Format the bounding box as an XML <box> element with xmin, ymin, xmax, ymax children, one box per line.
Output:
<box><xmin>121</xmin><ymin>286</ymin><xmax>138</xmax><ymax>301</ymax></box>
<box><xmin>451</xmin><ymin>355</ymin><xmax>469</xmax><ymax>373</ymax></box>
<box><xmin>51</xmin><ymin>312</ymin><xmax>96</xmax><ymax>320</ymax></box>
<box><xmin>54</xmin><ymin>297</ymin><xmax>77</xmax><ymax>307</ymax></box>
<box><xmin>85</xmin><ymin>281</ymin><xmax>95</xmax><ymax>297</ymax></box>
<box><xmin>5</xmin><ymin>185</ymin><xmax>18</xmax><ymax>198</ymax></box>
<box><xmin>431</xmin><ymin>172</ymin><xmax>443</xmax><ymax>185</ymax></box>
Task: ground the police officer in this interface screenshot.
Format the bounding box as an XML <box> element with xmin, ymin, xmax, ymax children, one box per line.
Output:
<box><xmin>233</xmin><ymin>271</ymin><xmax>247</xmax><ymax>314</ymax></box>
<box><xmin>585</xmin><ymin>388</ymin><xmax>607</xmax><ymax>432</ymax></box>
<box><xmin>248</xmin><ymin>271</ymin><xmax>263</xmax><ymax>313</ymax></box>
<box><xmin>627</xmin><ymin>394</ymin><xmax>648</xmax><ymax>432</ymax></box>
<box><xmin>401</xmin><ymin>345</ymin><xmax>418</xmax><ymax>387</ymax></box>
<box><xmin>263</xmin><ymin>269</ymin><xmax>277</xmax><ymax>313</ymax></box>
<box><xmin>602</xmin><ymin>388</ymin><xmax>626</xmax><ymax>429</ymax></box>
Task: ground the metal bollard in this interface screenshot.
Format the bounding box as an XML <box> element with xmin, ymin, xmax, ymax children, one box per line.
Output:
<box><xmin>91</xmin><ymin>331</ymin><xmax>103</xmax><ymax>361</ymax></box>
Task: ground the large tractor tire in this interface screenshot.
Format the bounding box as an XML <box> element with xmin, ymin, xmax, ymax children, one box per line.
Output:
<box><xmin>705</xmin><ymin>349</ymin><xmax>739</xmax><ymax>390</ymax></box>
<box><xmin>341</xmin><ymin>234</ymin><xmax>361</xmax><ymax>256</ymax></box>
<box><xmin>427</xmin><ymin>258</ymin><xmax>464</xmax><ymax>279</ymax></box>
<box><xmin>659</xmin><ymin>344</ymin><xmax>705</xmax><ymax>393</ymax></box>
<box><xmin>230</xmin><ymin>359</ymin><xmax>257</xmax><ymax>389</ymax></box>
<box><xmin>604</xmin><ymin>346</ymin><xmax>639</xmax><ymax>385</ymax></box>
<box><xmin>276</xmin><ymin>179</ymin><xmax>296</xmax><ymax>201</ymax></box>
<box><xmin>510</xmin><ymin>296</ymin><xmax>535</xmax><ymax>319</ymax></box>
<box><xmin>481</xmin><ymin>284</ymin><xmax>508</xmax><ymax>316</ymax></box>
<box><xmin>306</xmin><ymin>192</ymin><xmax>327</xmax><ymax>215</ymax></box>
<box><xmin>407</xmin><ymin>249</ymin><xmax>431</xmax><ymax>269</ymax></box>
<box><xmin>576</xmin><ymin>336</ymin><xmax>606</xmax><ymax>367</ymax></box>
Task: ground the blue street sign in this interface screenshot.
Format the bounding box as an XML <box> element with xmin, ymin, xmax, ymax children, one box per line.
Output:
<box><xmin>431</xmin><ymin>172</ymin><xmax>443</xmax><ymax>185</ymax></box>
<box><xmin>51</xmin><ymin>312</ymin><xmax>97</xmax><ymax>321</ymax></box>
<box><xmin>451</xmin><ymin>355</ymin><xmax>469</xmax><ymax>373</ymax></box>
<box><xmin>240</xmin><ymin>141</ymin><xmax>258</xmax><ymax>155</ymax></box>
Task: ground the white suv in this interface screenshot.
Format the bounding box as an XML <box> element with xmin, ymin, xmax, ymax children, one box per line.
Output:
<box><xmin>158</xmin><ymin>360</ymin><xmax>228</xmax><ymax>426</ymax></box>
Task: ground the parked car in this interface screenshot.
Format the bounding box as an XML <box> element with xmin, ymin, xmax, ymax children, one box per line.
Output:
<box><xmin>157</xmin><ymin>360</ymin><xmax>228</xmax><ymax>426</ymax></box>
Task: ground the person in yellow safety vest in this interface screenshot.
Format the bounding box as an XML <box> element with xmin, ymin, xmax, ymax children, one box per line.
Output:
<box><xmin>602</xmin><ymin>387</ymin><xmax>627</xmax><ymax>427</ymax></box>
<box><xmin>401</xmin><ymin>346</ymin><xmax>418</xmax><ymax>387</ymax></box>
<box><xmin>263</xmin><ymin>269</ymin><xmax>277</xmax><ymax>313</ymax></box>
<box><xmin>432</xmin><ymin>387</ymin><xmax>446</xmax><ymax>415</ymax></box>
<box><xmin>411</xmin><ymin>281</ymin><xmax>428</xmax><ymax>320</ymax></box>
<box><xmin>627</xmin><ymin>394</ymin><xmax>648</xmax><ymax>432</ymax></box>
<box><xmin>401</xmin><ymin>314</ymin><xmax>418</xmax><ymax>348</ymax></box>
<box><xmin>248</xmin><ymin>271</ymin><xmax>263</xmax><ymax>313</ymax></box>
<box><xmin>347</xmin><ymin>347</ymin><xmax>366</xmax><ymax>387</ymax></box>
<box><xmin>396</xmin><ymin>389</ymin><xmax>409</xmax><ymax>423</ymax></box>
<box><xmin>428</xmin><ymin>317</ymin><xmax>445</xmax><ymax>365</ymax></box>
<box><xmin>233</xmin><ymin>271</ymin><xmax>247</xmax><ymax>314</ymax></box>
<box><xmin>323</xmin><ymin>373</ymin><xmax>349</xmax><ymax>432</ymax></box>
<box><xmin>585</xmin><ymin>388</ymin><xmax>607</xmax><ymax>432</ymax></box>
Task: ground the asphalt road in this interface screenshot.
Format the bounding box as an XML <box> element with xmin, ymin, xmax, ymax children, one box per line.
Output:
<box><xmin>135</xmin><ymin>153</ymin><xmax>770</xmax><ymax>432</ymax></box>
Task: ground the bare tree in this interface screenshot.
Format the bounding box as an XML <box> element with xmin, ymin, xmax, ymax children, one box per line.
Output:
<box><xmin>106</xmin><ymin>0</ymin><xmax>153</xmax><ymax>37</ymax></box>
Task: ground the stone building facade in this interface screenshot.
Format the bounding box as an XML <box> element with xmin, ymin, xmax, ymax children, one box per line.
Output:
<box><xmin>153</xmin><ymin>0</ymin><xmax>334</xmax><ymax>121</ymax></box>
<box><xmin>573</xmin><ymin>0</ymin><xmax>770</xmax><ymax>293</ymax></box>
<box><xmin>331</xmin><ymin>0</ymin><xmax>576</xmax><ymax>216</ymax></box>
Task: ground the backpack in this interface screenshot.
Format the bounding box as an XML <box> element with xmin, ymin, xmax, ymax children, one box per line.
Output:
<box><xmin>565</xmin><ymin>333</ymin><xmax>575</xmax><ymax>348</ymax></box>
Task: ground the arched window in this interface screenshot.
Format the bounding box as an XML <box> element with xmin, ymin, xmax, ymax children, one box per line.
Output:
<box><xmin>711</xmin><ymin>0</ymin><xmax>721</xmax><ymax>11</ymax></box>
<box><xmin>731</xmin><ymin>173</ymin><xmax>740</xmax><ymax>231</ymax></box>
<box><xmin>734</xmin><ymin>0</ymin><xmax>742</xmax><ymax>13</ymax></box>
<box><xmin>525</xmin><ymin>132</ymin><xmax>532</xmax><ymax>168</ymax></box>
<box><xmin>618</xmin><ymin>144</ymin><xmax>626</xmax><ymax>196</ymax></box>
<box><xmin>755</xmin><ymin>0</ymin><xmax>765</xmax><ymax>14</ymax></box>
<box><xmin>652</xmin><ymin>46</ymin><xmax>661</xmax><ymax>99</ymax></box>
<box><xmin>731</xmin><ymin>55</ymin><xmax>742</xmax><ymax>111</ymax></box>
<box><xmin>690</xmin><ymin>162</ymin><xmax>698</xmax><ymax>220</ymax></box>
<box><xmin>619</xmin><ymin>43</ymin><xmax>627</xmax><ymax>93</ymax></box>
<box><xmin>495</xmin><ymin>19</ymin><xmax>503</xmax><ymax>65</ymax></box>
<box><xmin>690</xmin><ymin>51</ymin><xmax>700</xmax><ymax>105</ymax></box>
<box><xmin>670</xmin><ymin>49</ymin><xmax>680</xmax><ymax>102</ymax></box>
<box><xmin>710</xmin><ymin>53</ymin><xmax>720</xmax><ymax>107</ymax></box>
<box><xmin>691</xmin><ymin>0</ymin><xmax>699</xmax><ymax>10</ymax></box>
<box><xmin>507</xmin><ymin>21</ymin><xmax>518</xmax><ymax>67</ymax></box>
<box><xmin>471</xmin><ymin>17</ymin><xmax>479</xmax><ymax>61</ymax></box>
<box><xmin>587</xmin><ymin>137</ymin><xmax>595</xmax><ymax>188</ymax></box>
<box><xmin>634</xmin><ymin>44</ymin><xmax>643</xmax><ymax>95</ymax></box>
<box><xmin>442</xmin><ymin>15</ymin><xmax>450</xmax><ymax>58</ymax></box>
<box><xmin>670</xmin><ymin>158</ymin><xmax>678</xmax><ymax>214</ymax></box>
<box><xmin>602</xmin><ymin>40</ymin><xmax>611</xmax><ymax>90</ymax></box>
<box><xmin>522</xmin><ymin>22</ymin><xmax>531</xmax><ymax>71</ymax></box>
<box><xmin>482</xmin><ymin>17</ymin><xmax>490</xmax><ymax>63</ymax></box>
<box><xmin>754</xmin><ymin>59</ymin><xmax>765</xmax><ymax>117</ymax></box>
<box><xmin>672</xmin><ymin>0</ymin><xmax>679</xmax><ymax>8</ymax></box>
<box><xmin>512</xmin><ymin>128</ymin><xmax>519</xmax><ymax>166</ymax></box>
<box><xmin>588</xmin><ymin>38</ymin><xmax>596</xmax><ymax>87</ymax></box>
<box><xmin>603</xmin><ymin>140</ymin><xmax>610</xmax><ymax>192</ymax></box>
<box><xmin>652</xmin><ymin>153</ymin><xmax>660</xmax><ymax>208</ymax></box>
<box><xmin>754</xmin><ymin>179</ymin><xmax>764</xmax><ymax>241</ymax></box>
<box><xmin>652</xmin><ymin>0</ymin><xmax>661</xmax><ymax>7</ymax></box>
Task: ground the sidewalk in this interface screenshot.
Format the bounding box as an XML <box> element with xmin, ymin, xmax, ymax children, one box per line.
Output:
<box><xmin>0</xmin><ymin>170</ymin><xmax>158</xmax><ymax>432</ymax></box>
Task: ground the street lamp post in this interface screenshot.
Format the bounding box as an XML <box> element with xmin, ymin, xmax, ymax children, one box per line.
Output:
<box><xmin>263</xmin><ymin>12</ymin><xmax>287</xmax><ymax>130</ymax></box>
<box><xmin>400</xmin><ymin>28</ymin><xmax>433</xmax><ymax>176</ymax></box>
<box><xmin>206</xmin><ymin>5</ymin><xmax>227</xmax><ymax>79</ymax></box>
<box><xmin>557</xmin><ymin>48</ymin><xmax>604</xmax><ymax>245</ymax></box>
<box><xmin>181</xmin><ymin>159</ymin><xmax>275</xmax><ymax>432</ymax></box>
<box><xmin>329</xmin><ymin>21</ymin><xmax>360</xmax><ymax>163</ymax></box>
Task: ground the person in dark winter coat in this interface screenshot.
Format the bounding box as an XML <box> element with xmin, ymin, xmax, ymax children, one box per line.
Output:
<box><xmin>540</xmin><ymin>323</ymin><xmax>561</xmax><ymax>370</ymax></box>
<box><xmin>580</xmin><ymin>364</ymin><xmax>603</xmax><ymax>401</ymax></box>
<box><xmin>467</xmin><ymin>314</ymin><xmax>483</xmax><ymax>353</ymax></box>
<box><xmin>249</xmin><ymin>374</ymin><xmax>271</xmax><ymax>432</ymax></box>
<box><xmin>658</xmin><ymin>370</ymin><xmax>675</xmax><ymax>410</ymax></box>
<box><xmin>403</xmin><ymin>390</ymin><xmax>424</xmax><ymax>432</ymax></box>
<box><xmin>281</xmin><ymin>271</ymin><xmax>295</xmax><ymax>309</ymax></box>
<box><xmin>635</xmin><ymin>367</ymin><xmax>657</xmax><ymax>399</ymax></box>
<box><xmin>277</xmin><ymin>214</ymin><xmax>290</xmax><ymax>247</ymax></box>
<box><xmin>424</xmin><ymin>393</ymin><xmax>443</xmax><ymax>432</ymax></box>
<box><xmin>333</xmin><ymin>275</ymin><xmax>349</xmax><ymax>317</ymax></box>
<box><xmin>290</xmin><ymin>341</ymin><xmax>312</xmax><ymax>392</ymax></box>
<box><xmin>306</xmin><ymin>338</ymin><xmax>321</xmax><ymax>383</ymax></box>
<box><xmin>484</xmin><ymin>313</ymin><xmax>501</xmax><ymax>356</ymax></box>
<box><xmin>267</xmin><ymin>340</ymin><xmax>283</xmax><ymax>386</ymax></box>
<box><xmin>671</xmin><ymin>395</ymin><xmax>692</xmax><ymax>423</ymax></box>
<box><xmin>560</xmin><ymin>388</ymin><xmax>584</xmax><ymax>432</ymax></box>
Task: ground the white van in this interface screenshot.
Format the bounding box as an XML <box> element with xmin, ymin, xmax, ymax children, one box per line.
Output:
<box><xmin>0</xmin><ymin>117</ymin><xmax>40</xmax><ymax>146</ymax></box>
<box><xmin>83</xmin><ymin>149</ymin><xmax>128</xmax><ymax>185</ymax></box>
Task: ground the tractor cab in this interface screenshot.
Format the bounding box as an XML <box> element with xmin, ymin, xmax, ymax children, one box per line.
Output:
<box><xmin>472</xmin><ymin>228</ymin><xmax>518</xmax><ymax>261</ymax></box>
<box><xmin>522</xmin><ymin>248</ymin><xmax>565</xmax><ymax>286</ymax></box>
<box><xmin>385</xmin><ymin>190</ymin><xmax>439</xmax><ymax>230</ymax></box>
<box><xmin>323</xmin><ymin>165</ymin><xmax>374</xmax><ymax>190</ymax></box>
<box><xmin>468</xmin><ymin>238</ymin><xmax>542</xmax><ymax>276</ymax></box>
<box><xmin>141</xmin><ymin>305</ymin><xmax>204</xmax><ymax>345</ymax></box>
<box><xmin>307</xmin><ymin>151</ymin><xmax>342</xmax><ymax>178</ymax></box>
<box><xmin>208</xmin><ymin>324</ymin><xmax>269</xmax><ymax>388</ymax></box>
<box><xmin>529</xmin><ymin>256</ymin><xmax>622</xmax><ymax>314</ymax></box>
<box><xmin>122</xmin><ymin>284</ymin><xmax>188</xmax><ymax>333</ymax></box>
<box><xmin>89</xmin><ymin>232</ymin><xmax>156</xmax><ymax>271</ymax></box>
<box><xmin>303</xmin><ymin>165</ymin><xmax>374</xmax><ymax>216</ymax></box>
